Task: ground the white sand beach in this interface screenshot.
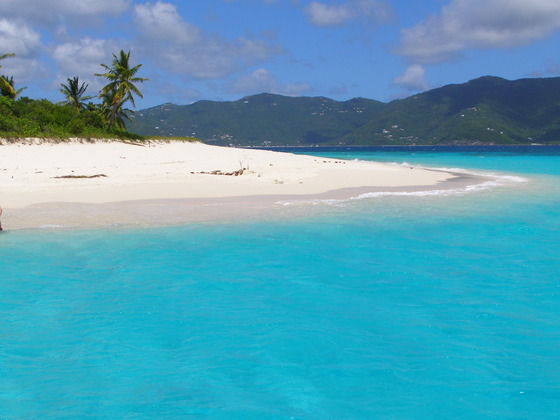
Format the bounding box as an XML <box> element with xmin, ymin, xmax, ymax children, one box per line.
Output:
<box><xmin>0</xmin><ymin>140</ymin><xmax>479</xmax><ymax>229</ymax></box>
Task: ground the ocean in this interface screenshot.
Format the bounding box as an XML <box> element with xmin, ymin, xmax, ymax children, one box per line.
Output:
<box><xmin>1</xmin><ymin>146</ymin><xmax>559</xmax><ymax>418</ymax></box>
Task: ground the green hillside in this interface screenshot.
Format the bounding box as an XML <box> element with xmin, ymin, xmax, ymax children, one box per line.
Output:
<box><xmin>128</xmin><ymin>76</ymin><xmax>560</xmax><ymax>146</ymax></box>
<box><xmin>128</xmin><ymin>94</ymin><xmax>384</xmax><ymax>146</ymax></box>
<box><xmin>343</xmin><ymin>76</ymin><xmax>560</xmax><ymax>145</ymax></box>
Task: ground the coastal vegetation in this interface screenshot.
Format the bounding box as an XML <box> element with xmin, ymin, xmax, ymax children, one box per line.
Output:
<box><xmin>0</xmin><ymin>50</ymin><xmax>152</xmax><ymax>141</ymax></box>
<box><xmin>0</xmin><ymin>53</ymin><xmax>19</xmax><ymax>100</ymax></box>
<box><xmin>128</xmin><ymin>76</ymin><xmax>560</xmax><ymax>146</ymax></box>
<box><xmin>0</xmin><ymin>96</ymin><xmax>135</xmax><ymax>139</ymax></box>
<box><xmin>59</xmin><ymin>77</ymin><xmax>93</xmax><ymax>111</ymax></box>
<box><xmin>96</xmin><ymin>50</ymin><xmax>148</xmax><ymax>131</ymax></box>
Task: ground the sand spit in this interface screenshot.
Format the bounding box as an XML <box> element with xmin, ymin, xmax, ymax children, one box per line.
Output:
<box><xmin>0</xmin><ymin>140</ymin><xmax>484</xmax><ymax>229</ymax></box>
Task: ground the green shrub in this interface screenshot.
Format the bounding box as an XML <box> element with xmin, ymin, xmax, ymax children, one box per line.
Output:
<box><xmin>0</xmin><ymin>97</ymin><xmax>145</xmax><ymax>140</ymax></box>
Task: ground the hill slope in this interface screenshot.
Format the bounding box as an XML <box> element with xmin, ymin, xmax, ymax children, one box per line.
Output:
<box><xmin>128</xmin><ymin>93</ymin><xmax>384</xmax><ymax>146</ymax></box>
<box><xmin>128</xmin><ymin>76</ymin><xmax>560</xmax><ymax>145</ymax></box>
<box><xmin>343</xmin><ymin>76</ymin><xmax>560</xmax><ymax>145</ymax></box>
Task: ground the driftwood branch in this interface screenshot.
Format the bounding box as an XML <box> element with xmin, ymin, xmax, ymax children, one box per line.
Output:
<box><xmin>53</xmin><ymin>174</ymin><xmax>108</xmax><ymax>179</ymax></box>
<box><xmin>190</xmin><ymin>168</ymin><xmax>246</xmax><ymax>176</ymax></box>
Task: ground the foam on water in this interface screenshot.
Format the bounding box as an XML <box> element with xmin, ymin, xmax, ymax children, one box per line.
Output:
<box><xmin>278</xmin><ymin>166</ymin><xmax>529</xmax><ymax>207</ymax></box>
<box><xmin>36</xmin><ymin>224</ymin><xmax>68</xmax><ymax>229</ymax></box>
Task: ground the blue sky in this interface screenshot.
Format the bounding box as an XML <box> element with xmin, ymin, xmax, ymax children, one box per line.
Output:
<box><xmin>2</xmin><ymin>0</ymin><xmax>560</xmax><ymax>109</ymax></box>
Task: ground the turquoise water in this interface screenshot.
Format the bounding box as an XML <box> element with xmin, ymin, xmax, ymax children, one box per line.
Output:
<box><xmin>1</xmin><ymin>147</ymin><xmax>560</xmax><ymax>418</ymax></box>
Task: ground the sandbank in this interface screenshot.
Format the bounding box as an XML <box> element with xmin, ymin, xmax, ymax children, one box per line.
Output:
<box><xmin>0</xmin><ymin>140</ymin><xmax>484</xmax><ymax>229</ymax></box>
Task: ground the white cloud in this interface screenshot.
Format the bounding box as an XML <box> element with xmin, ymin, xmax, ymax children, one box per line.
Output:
<box><xmin>0</xmin><ymin>18</ymin><xmax>44</xmax><ymax>82</ymax></box>
<box><xmin>0</xmin><ymin>57</ymin><xmax>45</xmax><ymax>86</ymax></box>
<box><xmin>305</xmin><ymin>2</ymin><xmax>354</xmax><ymax>26</ymax></box>
<box><xmin>229</xmin><ymin>69</ymin><xmax>278</xmax><ymax>93</ymax></box>
<box><xmin>0</xmin><ymin>0</ymin><xmax>131</xmax><ymax>90</ymax></box>
<box><xmin>397</xmin><ymin>0</ymin><xmax>560</xmax><ymax>63</ymax></box>
<box><xmin>304</xmin><ymin>0</ymin><xmax>391</xmax><ymax>27</ymax></box>
<box><xmin>133</xmin><ymin>1</ymin><xmax>283</xmax><ymax>79</ymax></box>
<box><xmin>133</xmin><ymin>1</ymin><xmax>201</xmax><ymax>44</ymax></box>
<box><xmin>0</xmin><ymin>18</ymin><xmax>42</xmax><ymax>57</ymax></box>
<box><xmin>0</xmin><ymin>0</ymin><xmax>130</xmax><ymax>26</ymax></box>
<box><xmin>51</xmin><ymin>37</ymin><xmax>121</xmax><ymax>92</ymax></box>
<box><xmin>227</xmin><ymin>68</ymin><xmax>312</xmax><ymax>96</ymax></box>
<box><xmin>52</xmin><ymin>38</ymin><xmax>116</xmax><ymax>76</ymax></box>
<box><xmin>392</xmin><ymin>65</ymin><xmax>430</xmax><ymax>92</ymax></box>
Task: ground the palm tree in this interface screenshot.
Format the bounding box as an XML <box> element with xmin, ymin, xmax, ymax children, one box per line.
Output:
<box><xmin>0</xmin><ymin>75</ymin><xmax>26</xmax><ymax>99</ymax></box>
<box><xmin>59</xmin><ymin>76</ymin><xmax>93</xmax><ymax>111</ymax></box>
<box><xmin>0</xmin><ymin>53</ymin><xmax>16</xmax><ymax>98</ymax></box>
<box><xmin>99</xmin><ymin>89</ymin><xmax>133</xmax><ymax>130</ymax></box>
<box><xmin>95</xmin><ymin>50</ymin><xmax>147</xmax><ymax>130</ymax></box>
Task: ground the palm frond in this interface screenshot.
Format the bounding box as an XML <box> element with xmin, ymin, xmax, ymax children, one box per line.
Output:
<box><xmin>0</xmin><ymin>75</ymin><xmax>17</xmax><ymax>99</ymax></box>
<box><xmin>0</xmin><ymin>53</ymin><xmax>15</xmax><ymax>69</ymax></box>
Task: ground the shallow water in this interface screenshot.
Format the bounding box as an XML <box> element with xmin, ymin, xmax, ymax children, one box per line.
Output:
<box><xmin>1</xmin><ymin>147</ymin><xmax>559</xmax><ymax>418</ymax></box>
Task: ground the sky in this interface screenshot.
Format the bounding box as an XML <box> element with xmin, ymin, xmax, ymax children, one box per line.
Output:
<box><xmin>2</xmin><ymin>0</ymin><xmax>560</xmax><ymax>109</ymax></box>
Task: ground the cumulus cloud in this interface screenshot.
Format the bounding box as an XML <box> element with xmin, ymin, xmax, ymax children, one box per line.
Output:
<box><xmin>227</xmin><ymin>68</ymin><xmax>312</xmax><ymax>96</ymax></box>
<box><xmin>0</xmin><ymin>0</ymin><xmax>132</xmax><ymax>94</ymax></box>
<box><xmin>0</xmin><ymin>57</ymin><xmax>45</xmax><ymax>86</ymax></box>
<box><xmin>0</xmin><ymin>18</ymin><xmax>42</xmax><ymax>57</ymax></box>
<box><xmin>0</xmin><ymin>18</ymin><xmax>44</xmax><ymax>82</ymax></box>
<box><xmin>229</xmin><ymin>68</ymin><xmax>278</xmax><ymax>93</ymax></box>
<box><xmin>134</xmin><ymin>1</ymin><xmax>201</xmax><ymax>44</ymax></box>
<box><xmin>133</xmin><ymin>1</ymin><xmax>283</xmax><ymax>79</ymax></box>
<box><xmin>0</xmin><ymin>0</ymin><xmax>130</xmax><ymax>26</ymax></box>
<box><xmin>397</xmin><ymin>0</ymin><xmax>560</xmax><ymax>63</ymax></box>
<box><xmin>392</xmin><ymin>65</ymin><xmax>430</xmax><ymax>92</ymax></box>
<box><xmin>51</xmin><ymin>37</ymin><xmax>121</xmax><ymax>91</ymax></box>
<box><xmin>304</xmin><ymin>0</ymin><xmax>391</xmax><ymax>27</ymax></box>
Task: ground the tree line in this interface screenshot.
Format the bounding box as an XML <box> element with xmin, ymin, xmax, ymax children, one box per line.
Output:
<box><xmin>0</xmin><ymin>50</ymin><xmax>147</xmax><ymax>135</ymax></box>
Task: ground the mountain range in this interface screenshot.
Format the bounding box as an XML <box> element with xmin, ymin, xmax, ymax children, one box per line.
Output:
<box><xmin>127</xmin><ymin>76</ymin><xmax>560</xmax><ymax>146</ymax></box>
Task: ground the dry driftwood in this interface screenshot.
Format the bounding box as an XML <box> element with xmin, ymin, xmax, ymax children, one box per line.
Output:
<box><xmin>191</xmin><ymin>168</ymin><xmax>246</xmax><ymax>176</ymax></box>
<box><xmin>53</xmin><ymin>174</ymin><xmax>108</xmax><ymax>179</ymax></box>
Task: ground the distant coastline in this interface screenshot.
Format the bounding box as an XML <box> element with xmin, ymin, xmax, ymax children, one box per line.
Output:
<box><xmin>248</xmin><ymin>144</ymin><xmax>560</xmax><ymax>150</ymax></box>
<box><xmin>128</xmin><ymin>76</ymin><xmax>560</xmax><ymax>147</ymax></box>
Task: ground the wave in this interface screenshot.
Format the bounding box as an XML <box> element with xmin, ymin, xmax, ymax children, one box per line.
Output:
<box><xmin>277</xmin><ymin>167</ymin><xmax>529</xmax><ymax>206</ymax></box>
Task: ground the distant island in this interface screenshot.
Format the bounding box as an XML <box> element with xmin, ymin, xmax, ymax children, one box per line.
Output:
<box><xmin>127</xmin><ymin>76</ymin><xmax>560</xmax><ymax>146</ymax></box>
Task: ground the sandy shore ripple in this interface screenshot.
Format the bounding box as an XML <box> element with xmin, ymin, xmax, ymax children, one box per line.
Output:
<box><xmin>0</xmin><ymin>140</ymin><xmax>481</xmax><ymax>229</ymax></box>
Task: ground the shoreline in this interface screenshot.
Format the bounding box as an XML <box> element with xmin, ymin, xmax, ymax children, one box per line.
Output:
<box><xmin>0</xmin><ymin>140</ymin><xmax>491</xmax><ymax>230</ymax></box>
<box><xmin>2</xmin><ymin>174</ymin><xmax>490</xmax><ymax>231</ymax></box>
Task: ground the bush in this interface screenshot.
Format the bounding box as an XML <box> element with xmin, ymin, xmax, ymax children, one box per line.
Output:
<box><xmin>0</xmin><ymin>97</ymin><xmax>144</xmax><ymax>139</ymax></box>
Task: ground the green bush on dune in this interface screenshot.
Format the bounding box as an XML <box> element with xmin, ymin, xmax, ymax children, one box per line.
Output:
<box><xmin>0</xmin><ymin>96</ymin><xmax>142</xmax><ymax>139</ymax></box>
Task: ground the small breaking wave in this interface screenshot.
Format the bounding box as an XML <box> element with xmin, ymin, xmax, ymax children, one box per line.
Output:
<box><xmin>277</xmin><ymin>167</ymin><xmax>529</xmax><ymax>206</ymax></box>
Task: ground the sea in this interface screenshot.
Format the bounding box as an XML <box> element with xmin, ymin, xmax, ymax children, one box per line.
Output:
<box><xmin>1</xmin><ymin>146</ymin><xmax>559</xmax><ymax>419</ymax></box>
